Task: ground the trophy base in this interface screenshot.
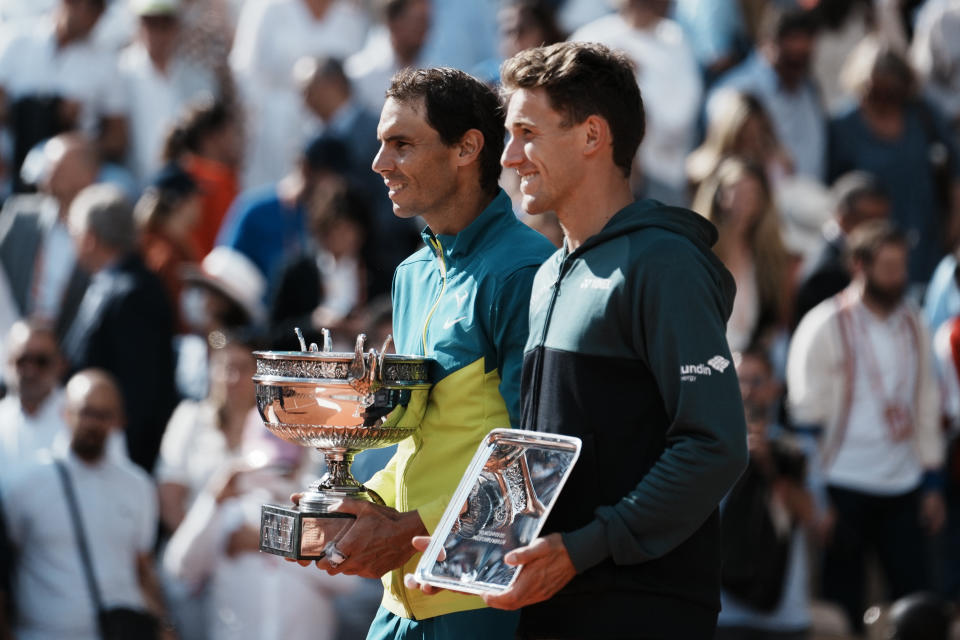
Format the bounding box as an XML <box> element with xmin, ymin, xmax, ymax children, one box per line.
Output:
<box><xmin>259</xmin><ymin>503</ymin><xmax>356</xmax><ymax>560</ymax></box>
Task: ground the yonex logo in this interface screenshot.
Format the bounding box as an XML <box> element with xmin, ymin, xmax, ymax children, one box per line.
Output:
<box><xmin>707</xmin><ymin>356</ymin><xmax>730</xmax><ymax>373</ymax></box>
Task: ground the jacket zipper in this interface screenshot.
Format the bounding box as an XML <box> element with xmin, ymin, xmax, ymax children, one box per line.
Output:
<box><xmin>421</xmin><ymin>236</ymin><xmax>448</xmax><ymax>356</ymax></box>
<box><xmin>528</xmin><ymin>255</ymin><xmax>574</xmax><ymax>429</ymax></box>
<box><xmin>396</xmin><ymin>235</ymin><xmax>447</xmax><ymax>619</ymax></box>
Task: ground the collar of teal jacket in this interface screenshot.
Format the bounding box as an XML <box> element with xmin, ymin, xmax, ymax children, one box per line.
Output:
<box><xmin>419</xmin><ymin>189</ymin><xmax>514</xmax><ymax>258</ymax></box>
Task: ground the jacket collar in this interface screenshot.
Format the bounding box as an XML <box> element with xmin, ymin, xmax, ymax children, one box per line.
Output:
<box><xmin>420</xmin><ymin>189</ymin><xmax>513</xmax><ymax>259</ymax></box>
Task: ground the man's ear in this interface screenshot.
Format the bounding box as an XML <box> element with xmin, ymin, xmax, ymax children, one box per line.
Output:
<box><xmin>582</xmin><ymin>114</ymin><xmax>609</xmax><ymax>159</ymax></box>
<box><xmin>455</xmin><ymin>129</ymin><xmax>485</xmax><ymax>167</ymax></box>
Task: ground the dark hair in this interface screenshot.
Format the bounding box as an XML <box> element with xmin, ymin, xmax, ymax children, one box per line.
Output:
<box><xmin>311</xmin><ymin>185</ymin><xmax>371</xmax><ymax>238</ymax></box>
<box><xmin>759</xmin><ymin>6</ymin><xmax>819</xmax><ymax>43</ymax></box>
<box><xmin>386</xmin><ymin>67</ymin><xmax>505</xmax><ymax>195</ymax></box>
<box><xmin>379</xmin><ymin>0</ymin><xmax>417</xmax><ymax>22</ymax></box>
<box><xmin>162</xmin><ymin>99</ymin><xmax>233</xmax><ymax>163</ymax></box>
<box><xmin>830</xmin><ymin>171</ymin><xmax>887</xmax><ymax>219</ymax></box>
<box><xmin>500</xmin><ymin>42</ymin><xmax>643</xmax><ymax>177</ymax></box>
<box><xmin>502</xmin><ymin>0</ymin><xmax>566</xmax><ymax>47</ymax></box>
<box><xmin>848</xmin><ymin>221</ymin><xmax>909</xmax><ymax>265</ymax></box>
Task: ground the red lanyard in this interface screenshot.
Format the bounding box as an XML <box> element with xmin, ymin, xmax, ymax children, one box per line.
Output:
<box><xmin>847</xmin><ymin>297</ymin><xmax>916</xmax><ymax>442</ymax></box>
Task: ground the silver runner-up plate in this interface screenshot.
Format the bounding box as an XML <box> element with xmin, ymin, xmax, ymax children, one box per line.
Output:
<box><xmin>414</xmin><ymin>429</ymin><xmax>581</xmax><ymax>596</ymax></box>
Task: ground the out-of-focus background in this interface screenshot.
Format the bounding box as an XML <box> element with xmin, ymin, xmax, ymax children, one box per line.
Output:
<box><xmin>1</xmin><ymin>0</ymin><xmax>960</xmax><ymax>638</ymax></box>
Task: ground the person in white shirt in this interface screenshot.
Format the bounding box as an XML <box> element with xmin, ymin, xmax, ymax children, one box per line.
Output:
<box><xmin>229</xmin><ymin>0</ymin><xmax>368</xmax><ymax>189</ymax></box>
<box><xmin>787</xmin><ymin>221</ymin><xmax>946</xmax><ymax>634</ymax></box>
<box><xmin>570</xmin><ymin>0</ymin><xmax>702</xmax><ymax>206</ymax></box>
<box><xmin>119</xmin><ymin>0</ymin><xmax>219</xmax><ymax>188</ymax></box>
<box><xmin>0</xmin><ymin>320</ymin><xmax>67</xmax><ymax>490</ymax></box>
<box><xmin>1</xmin><ymin>369</ymin><xmax>167</xmax><ymax>640</ymax></box>
<box><xmin>346</xmin><ymin>0</ymin><xmax>431</xmax><ymax>115</ymax></box>
<box><xmin>0</xmin><ymin>0</ymin><xmax>127</xmax><ymax>175</ymax></box>
<box><xmin>163</xmin><ymin>412</ymin><xmax>358</xmax><ymax>640</ymax></box>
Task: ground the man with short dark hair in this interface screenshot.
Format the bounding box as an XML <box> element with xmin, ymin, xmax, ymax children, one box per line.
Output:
<box><xmin>63</xmin><ymin>184</ymin><xmax>177</xmax><ymax>472</ymax></box>
<box><xmin>306</xmin><ymin>66</ymin><xmax>554</xmax><ymax>640</ymax></box>
<box><xmin>788</xmin><ymin>221</ymin><xmax>945</xmax><ymax>633</ymax></box>
<box><xmin>794</xmin><ymin>170</ymin><xmax>890</xmax><ymax>325</ymax></box>
<box><xmin>408</xmin><ymin>42</ymin><xmax>748</xmax><ymax>639</ymax></box>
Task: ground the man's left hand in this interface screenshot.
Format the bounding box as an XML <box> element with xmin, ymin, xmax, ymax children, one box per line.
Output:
<box><xmin>481</xmin><ymin>533</ymin><xmax>576</xmax><ymax>610</ymax></box>
<box><xmin>315</xmin><ymin>498</ymin><xmax>427</xmax><ymax>579</ymax></box>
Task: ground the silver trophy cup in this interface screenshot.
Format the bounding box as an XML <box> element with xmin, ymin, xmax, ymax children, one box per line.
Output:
<box><xmin>255</xmin><ymin>329</ymin><xmax>431</xmax><ymax>560</ymax></box>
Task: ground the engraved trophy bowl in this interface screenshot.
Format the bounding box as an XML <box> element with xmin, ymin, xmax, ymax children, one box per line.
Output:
<box><xmin>254</xmin><ymin>328</ymin><xmax>432</xmax><ymax>559</ymax></box>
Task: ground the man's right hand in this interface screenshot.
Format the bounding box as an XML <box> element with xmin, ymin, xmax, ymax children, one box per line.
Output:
<box><xmin>287</xmin><ymin>493</ymin><xmax>427</xmax><ymax>578</ymax></box>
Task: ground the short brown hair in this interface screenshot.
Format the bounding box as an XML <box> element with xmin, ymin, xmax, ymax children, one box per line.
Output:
<box><xmin>848</xmin><ymin>220</ymin><xmax>909</xmax><ymax>265</ymax></box>
<box><xmin>500</xmin><ymin>41</ymin><xmax>644</xmax><ymax>177</ymax></box>
<box><xmin>386</xmin><ymin>67</ymin><xmax>504</xmax><ymax>196</ymax></box>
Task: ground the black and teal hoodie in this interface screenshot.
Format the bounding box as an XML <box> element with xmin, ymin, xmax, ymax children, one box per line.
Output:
<box><xmin>518</xmin><ymin>199</ymin><xmax>749</xmax><ymax>639</ymax></box>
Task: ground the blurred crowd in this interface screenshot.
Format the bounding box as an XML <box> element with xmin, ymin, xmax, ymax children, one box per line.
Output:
<box><xmin>0</xmin><ymin>0</ymin><xmax>959</xmax><ymax>638</ymax></box>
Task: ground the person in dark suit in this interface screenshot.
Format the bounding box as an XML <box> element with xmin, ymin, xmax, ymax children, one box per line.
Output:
<box><xmin>0</xmin><ymin>134</ymin><xmax>99</xmax><ymax>343</ymax></box>
<box><xmin>297</xmin><ymin>55</ymin><xmax>421</xmax><ymax>296</ymax></box>
<box><xmin>62</xmin><ymin>184</ymin><xmax>177</xmax><ymax>473</ymax></box>
<box><xmin>793</xmin><ymin>171</ymin><xmax>890</xmax><ymax>326</ymax></box>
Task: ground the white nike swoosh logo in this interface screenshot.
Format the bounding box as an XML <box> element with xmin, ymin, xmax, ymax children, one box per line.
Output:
<box><xmin>443</xmin><ymin>316</ymin><xmax>468</xmax><ymax>329</ymax></box>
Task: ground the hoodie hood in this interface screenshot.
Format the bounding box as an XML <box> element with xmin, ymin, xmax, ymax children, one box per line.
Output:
<box><xmin>567</xmin><ymin>198</ymin><xmax>736</xmax><ymax>318</ymax></box>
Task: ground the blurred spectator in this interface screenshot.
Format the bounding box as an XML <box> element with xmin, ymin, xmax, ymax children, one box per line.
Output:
<box><xmin>810</xmin><ymin>0</ymin><xmax>874</xmax><ymax>115</ymax></box>
<box><xmin>0</xmin><ymin>271</ymin><xmax>16</xmax><ymax>370</ymax></box>
<box><xmin>0</xmin><ymin>503</ymin><xmax>10</xmax><ymax>640</ymax></box>
<box><xmin>118</xmin><ymin>0</ymin><xmax>219</xmax><ymax>187</ymax></box>
<box><xmin>473</xmin><ymin>0</ymin><xmax>566</xmax><ymax>85</ymax></box>
<box><xmin>0</xmin><ymin>134</ymin><xmax>98</xmax><ymax>342</ymax></box>
<box><xmin>162</xmin><ymin>99</ymin><xmax>241</xmax><ymax>258</ymax></box>
<box><xmin>933</xmin><ymin>314</ymin><xmax>960</xmax><ymax>602</ymax></box>
<box><xmin>571</xmin><ymin>0</ymin><xmax>702</xmax><ymax>205</ymax></box>
<box><xmin>0</xmin><ymin>0</ymin><xmax>126</xmax><ymax>190</ymax></box>
<box><xmin>417</xmin><ymin>0</ymin><xmax>499</xmax><ymax>71</ymax></box>
<box><xmin>156</xmin><ymin>331</ymin><xmax>258</xmax><ymax>639</ymax></box>
<box><xmin>693</xmin><ymin>157</ymin><xmax>793</xmax><ymax>353</ymax></box>
<box><xmin>62</xmin><ymin>183</ymin><xmax>177</xmax><ymax>473</ymax></box>
<box><xmin>270</xmin><ymin>184</ymin><xmax>371</xmax><ymax>350</ymax></box>
<box><xmin>794</xmin><ymin>170</ymin><xmax>890</xmax><ymax>326</ymax></box>
<box><xmin>717</xmin><ymin>347</ymin><xmax>824</xmax><ymax>640</ymax></box>
<box><xmin>135</xmin><ymin>163</ymin><xmax>202</xmax><ymax>332</ymax></box>
<box><xmin>687</xmin><ymin>89</ymin><xmax>794</xmax><ymax>194</ymax></box>
<box><xmin>0</xmin><ymin>320</ymin><xmax>67</xmax><ymax>489</ymax></box>
<box><xmin>176</xmin><ymin>0</ymin><xmax>238</xmax><ymax>105</ymax></box>
<box><xmin>925</xmin><ymin>248</ymin><xmax>960</xmax><ymax>332</ymax></box>
<box><xmin>787</xmin><ymin>222</ymin><xmax>945</xmax><ymax>634</ymax></box>
<box><xmin>911</xmin><ymin>0</ymin><xmax>960</xmax><ymax>140</ymax></box>
<box><xmin>216</xmin><ymin>134</ymin><xmax>350</xmax><ymax>292</ymax></box>
<box><xmin>346</xmin><ymin>0</ymin><xmax>431</xmax><ymax>115</ymax></box>
<box><xmin>1</xmin><ymin>369</ymin><xmax>166</xmax><ymax>640</ymax></box>
<box><xmin>176</xmin><ymin>247</ymin><xmax>266</xmax><ymax>400</ymax></box>
<box><xmin>673</xmin><ymin>0</ymin><xmax>747</xmax><ymax>84</ymax></box>
<box><xmin>229</xmin><ymin>0</ymin><xmax>367</xmax><ymax>189</ymax></box>
<box><xmin>886</xmin><ymin>592</ymin><xmax>953</xmax><ymax>640</ymax></box>
<box><xmin>296</xmin><ymin>55</ymin><xmax>417</xmax><ymax>287</ymax></box>
<box><xmin>157</xmin><ymin>331</ymin><xmax>258</xmax><ymax>533</ymax></box>
<box><xmin>163</xmin><ymin>415</ymin><xmax>358</xmax><ymax>640</ymax></box>
<box><xmin>829</xmin><ymin>37</ymin><xmax>960</xmax><ymax>285</ymax></box>
<box><xmin>710</xmin><ymin>6</ymin><xmax>827</xmax><ymax>182</ymax></box>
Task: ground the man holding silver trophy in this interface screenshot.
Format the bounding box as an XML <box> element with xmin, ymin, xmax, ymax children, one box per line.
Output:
<box><xmin>406</xmin><ymin>42</ymin><xmax>749</xmax><ymax>639</ymax></box>
<box><xmin>297</xmin><ymin>67</ymin><xmax>554</xmax><ymax>639</ymax></box>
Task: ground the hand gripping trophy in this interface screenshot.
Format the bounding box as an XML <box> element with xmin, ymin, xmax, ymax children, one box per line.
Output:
<box><xmin>255</xmin><ymin>328</ymin><xmax>432</xmax><ymax>560</ymax></box>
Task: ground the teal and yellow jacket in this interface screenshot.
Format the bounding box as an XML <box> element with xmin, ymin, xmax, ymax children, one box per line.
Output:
<box><xmin>366</xmin><ymin>190</ymin><xmax>555</xmax><ymax>620</ymax></box>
